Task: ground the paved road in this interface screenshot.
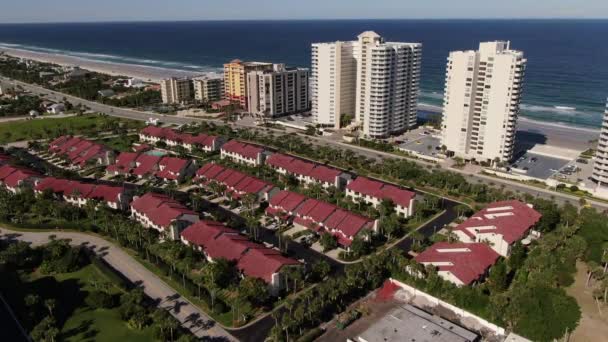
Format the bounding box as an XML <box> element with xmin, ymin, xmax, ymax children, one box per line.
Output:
<box><xmin>0</xmin><ymin>227</ymin><xmax>236</xmax><ymax>342</ymax></box>
<box><xmin>5</xmin><ymin>76</ymin><xmax>606</xmax><ymax>211</ymax></box>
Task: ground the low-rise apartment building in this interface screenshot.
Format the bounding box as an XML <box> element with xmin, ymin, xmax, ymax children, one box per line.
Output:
<box><xmin>0</xmin><ymin>165</ymin><xmax>42</xmax><ymax>193</ymax></box>
<box><xmin>160</xmin><ymin>77</ymin><xmax>193</xmax><ymax>104</ymax></box>
<box><xmin>345</xmin><ymin>176</ymin><xmax>416</xmax><ymax>217</ymax></box>
<box><xmin>452</xmin><ymin>200</ymin><xmax>541</xmax><ymax>257</ymax></box>
<box><xmin>34</xmin><ymin>177</ymin><xmax>131</xmax><ymax>210</ymax></box>
<box><xmin>139</xmin><ymin>126</ymin><xmax>224</xmax><ymax>153</ymax></box>
<box><xmin>49</xmin><ymin>136</ymin><xmax>114</xmax><ymax>169</ymax></box>
<box><xmin>195</xmin><ymin>163</ymin><xmax>278</xmax><ymax>201</ymax></box>
<box><xmin>266</xmin><ymin>153</ymin><xmax>350</xmax><ymax>189</ymax></box>
<box><xmin>220</xmin><ymin>140</ymin><xmax>266</xmax><ymax>167</ymax></box>
<box><xmin>130</xmin><ymin>193</ymin><xmax>199</xmax><ymax>240</ymax></box>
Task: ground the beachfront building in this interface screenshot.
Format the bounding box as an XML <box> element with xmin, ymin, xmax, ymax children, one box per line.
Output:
<box><xmin>223</xmin><ymin>60</ymin><xmax>274</xmax><ymax>108</ymax></box>
<box><xmin>355</xmin><ymin>31</ymin><xmax>422</xmax><ymax>138</ymax></box>
<box><xmin>311</xmin><ymin>40</ymin><xmax>358</xmax><ymax>128</ymax></box>
<box><xmin>345</xmin><ymin>176</ymin><xmax>416</xmax><ymax>217</ymax></box>
<box><xmin>160</xmin><ymin>77</ymin><xmax>193</xmax><ymax>104</ymax></box>
<box><xmin>193</xmin><ymin>77</ymin><xmax>224</xmax><ymax>103</ymax></box>
<box><xmin>246</xmin><ymin>64</ymin><xmax>310</xmax><ymax>118</ymax></box>
<box><xmin>440</xmin><ymin>41</ymin><xmax>526</xmax><ymax>163</ymax></box>
<box><xmin>452</xmin><ymin>200</ymin><xmax>541</xmax><ymax>257</ymax></box>
<box><xmin>592</xmin><ymin>99</ymin><xmax>608</xmax><ymax>188</ymax></box>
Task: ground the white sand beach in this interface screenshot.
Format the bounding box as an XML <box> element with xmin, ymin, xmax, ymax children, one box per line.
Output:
<box><xmin>0</xmin><ymin>46</ymin><xmax>599</xmax><ymax>151</ymax></box>
<box><xmin>0</xmin><ymin>47</ymin><xmax>205</xmax><ymax>82</ymax></box>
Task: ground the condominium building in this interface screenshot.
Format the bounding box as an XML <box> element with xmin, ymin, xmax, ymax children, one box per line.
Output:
<box><xmin>440</xmin><ymin>41</ymin><xmax>526</xmax><ymax>163</ymax></box>
<box><xmin>223</xmin><ymin>60</ymin><xmax>274</xmax><ymax>108</ymax></box>
<box><xmin>160</xmin><ymin>77</ymin><xmax>193</xmax><ymax>104</ymax></box>
<box><xmin>247</xmin><ymin>64</ymin><xmax>310</xmax><ymax>117</ymax></box>
<box><xmin>193</xmin><ymin>77</ymin><xmax>224</xmax><ymax>102</ymax></box>
<box><xmin>311</xmin><ymin>41</ymin><xmax>358</xmax><ymax>128</ymax></box>
<box><xmin>592</xmin><ymin>99</ymin><xmax>608</xmax><ymax>185</ymax></box>
<box><xmin>355</xmin><ymin>31</ymin><xmax>422</xmax><ymax>138</ymax></box>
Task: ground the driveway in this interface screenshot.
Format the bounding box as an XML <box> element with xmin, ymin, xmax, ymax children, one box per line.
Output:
<box><xmin>0</xmin><ymin>227</ymin><xmax>236</xmax><ymax>342</ymax></box>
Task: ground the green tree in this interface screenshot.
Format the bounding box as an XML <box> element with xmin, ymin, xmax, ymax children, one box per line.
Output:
<box><xmin>319</xmin><ymin>233</ymin><xmax>338</xmax><ymax>252</ymax></box>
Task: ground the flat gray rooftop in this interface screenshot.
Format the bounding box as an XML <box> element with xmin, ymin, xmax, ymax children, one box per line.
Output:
<box><xmin>357</xmin><ymin>305</ymin><xmax>479</xmax><ymax>342</ymax></box>
<box><xmin>398</xmin><ymin>135</ymin><xmax>442</xmax><ymax>157</ymax></box>
<box><xmin>511</xmin><ymin>152</ymin><xmax>571</xmax><ymax>180</ymax></box>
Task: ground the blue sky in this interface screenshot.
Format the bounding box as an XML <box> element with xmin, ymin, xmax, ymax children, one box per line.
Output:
<box><xmin>1</xmin><ymin>0</ymin><xmax>607</xmax><ymax>23</ymax></box>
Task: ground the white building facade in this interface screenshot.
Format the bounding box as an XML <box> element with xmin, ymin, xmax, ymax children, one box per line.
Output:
<box><xmin>355</xmin><ymin>31</ymin><xmax>422</xmax><ymax>138</ymax></box>
<box><xmin>247</xmin><ymin>64</ymin><xmax>310</xmax><ymax>118</ymax></box>
<box><xmin>592</xmin><ymin>99</ymin><xmax>608</xmax><ymax>185</ymax></box>
<box><xmin>440</xmin><ymin>41</ymin><xmax>526</xmax><ymax>163</ymax></box>
<box><xmin>311</xmin><ymin>41</ymin><xmax>358</xmax><ymax>128</ymax></box>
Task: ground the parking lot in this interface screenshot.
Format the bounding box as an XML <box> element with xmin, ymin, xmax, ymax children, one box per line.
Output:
<box><xmin>394</xmin><ymin>128</ymin><xmax>443</xmax><ymax>160</ymax></box>
<box><xmin>511</xmin><ymin>152</ymin><xmax>571</xmax><ymax>180</ymax></box>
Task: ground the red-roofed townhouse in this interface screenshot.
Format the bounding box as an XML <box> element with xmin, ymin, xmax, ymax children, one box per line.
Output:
<box><xmin>265</xmin><ymin>190</ymin><xmax>307</xmax><ymax>221</ymax></box>
<box><xmin>180</xmin><ymin>220</ymin><xmax>239</xmax><ymax>255</ymax></box>
<box><xmin>63</xmin><ymin>182</ymin><xmax>96</xmax><ymax>207</ymax></box>
<box><xmin>323</xmin><ymin>208</ymin><xmax>376</xmax><ymax>248</ymax></box>
<box><xmin>131</xmin><ymin>154</ymin><xmax>162</xmax><ymax>179</ymax></box>
<box><xmin>229</xmin><ymin>175</ymin><xmax>278</xmax><ymax>201</ymax></box>
<box><xmin>181</xmin><ymin>133</ymin><xmax>225</xmax><ymax>153</ymax></box>
<box><xmin>414</xmin><ymin>242</ymin><xmax>500</xmax><ymax>286</ymax></box>
<box><xmin>131</xmin><ymin>193</ymin><xmax>199</xmax><ymax>240</ymax></box>
<box><xmin>48</xmin><ymin>136</ymin><xmax>114</xmax><ymax>170</ymax></box>
<box><xmin>346</xmin><ymin>176</ymin><xmax>416</xmax><ymax>217</ymax></box>
<box><xmin>220</xmin><ymin>140</ymin><xmax>266</xmax><ymax>166</ymax></box>
<box><xmin>237</xmin><ymin>248</ymin><xmax>301</xmax><ymax>294</ymax></box>
<box><xmin>106</xmin><ymin>152</ymin><xmax>140</xmax><ymax>177</ymax></box>
<box><xmin>139</xmin><ymin>126</ymin><xmax>168</xmax><ymax>144</ymax></box>
<box><xmin>195</xmin><ymin>163</ymin><xmax>277</xmax><ymax>202</ymax></box>
<box><xmin>194</xmin><ymin>163</ymin><xmax>227</xmax><ymax>185</ymax></box>
<box><xmin>0</xmin><ymin>165</ymin><xmax>42</xmax><ymax>193</ymax></box>
<box><xmin>155</xmin><ymin>157</ymin><xmax>196</xmax><ymax>183</ymax></box>
<box><xmin>266</xmin><ymin>153</ymin><xmax>350</xmax><ymax>189</ymax></box>
<box><xmin>452</xmin><ymin>201</ymin><xmax>542</xmax><ymax>257</ymax></box>
<box><xmin>292</xmin><ymin>198</ymin><xmax>338</xmax><ymax>233</ymax></box>
<box><xmin>87</xmin><ymin>184</ymin><xmax>132</xmax><ymax>210</ymax></box>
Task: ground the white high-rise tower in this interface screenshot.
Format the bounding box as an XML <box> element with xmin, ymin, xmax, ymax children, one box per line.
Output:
<box><xmin>592</xmin><ymin>99</ymin><xmax>608</xmax><ymax>185</ymax></box>
<box><xmin>355</xmin><ymin>31</ymin><xmax>422</xmax><ymax>138</ymax></box>
<box><xmin>440</xmin><ymin>41</ymin><xmax>526</xmax><ymax>163</ymax></box>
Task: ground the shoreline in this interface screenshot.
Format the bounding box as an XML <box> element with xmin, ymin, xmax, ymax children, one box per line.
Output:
<box><xmin>0</xmin><ymin>46</ymin><xmax>210</xmax><ymax>82</ymax></box>
<box><xmin>0</xmin><ymin>46</ymin><xmax>599</xmax><ymax>150</ymax></box>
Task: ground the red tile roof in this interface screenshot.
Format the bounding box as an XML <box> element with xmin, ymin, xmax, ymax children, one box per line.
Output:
<box><xmin>266</xmin><ymin>153</ymin><xmax>342</xmax><ymax>184</ymax></box>
<box><xmin>195</xmin><ymin>163</ymin><xmax>273</xmax><ymax>197</ymax></box>
<box><xmin>132</xmin><ymin>154</ymin><xmax>161</xmax><ymax>176</ymax></box>
<box><xmin>295</xmin><ymin>198</ymin><xmax>337</xmax><ymax>224</ymax></box>
<box><xmin>323</xmin><ymin>208</ymin><xmax>373</xmax><ymax>238</ymax></box>
<box><xmin>87</xmin><ymin>185</ymin><xmax>124</xmax><ymax>204</ymax></box>
<box><xmin>0</xmin><ymin>153</ymin><xmax>11</xmax><ymax>165</ymax></box>
<box><xmin>237</xmin><ymin>248</ymin><xmax>299</xmax><ymax>283</ymax></box>
<box><xmin>131</xmin><ymin>193</ymin><xmax>196</xmax><ymax>228</ymax></box>
<box><xmin>221</xmin><ymin>140</ymin><xmax>264</xmax><ymax>160</ymax></box>
<box><xmin>35</xmin><ymin>177</ymin><xmax>125</xmax><ymax>205</ymax></box>
<box><xmin>49</xmin><ymin>136</ymin><xmax>110</xmax><ymax>167</ymax></box>
<box><xmin>0</xmin><ymin>166</ymin><xmax>40</xmax><ymax>189</ymax></box>
<box><xmin>346</xmin><ymin>177</ymin><xmax>415</xmax><ymax>208</ymax></box>
<box><xmin>180</xmin><ymin>221</ymin><xmax>238</xmax><ymax>247</ymax></box>
<box><xmin>268</xmin><ymin>190</ymin><xmax>307</xmax><ymax>213</ymax></box>
<box><xmin>203</xmin><ymin>234</ymin><xmax>262</xmax><ymax>261</ymax></box>
<box><xmin>454</xmin><ymin>200</ymin><xmax>542</xmax><ymax>244</ymax></box>
<box><xmin>156</xmin><ymin>157</ymin><xmax>190</xmax><ymax>180</ymax></box>
<box><xmin>414</xmin><ymin>242</ymin><xmax>500</xmax><ymax>285</ymax></box>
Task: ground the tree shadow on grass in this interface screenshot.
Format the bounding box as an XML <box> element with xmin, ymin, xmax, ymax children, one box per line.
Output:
<box><xmin>59</xmin><ymin>318</ymin><xmax>99</xmax><ymax>341</ymax></box>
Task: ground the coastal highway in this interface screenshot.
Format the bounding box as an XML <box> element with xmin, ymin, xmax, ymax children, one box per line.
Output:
<box><xmin>3</xmin><ymin>76</ymin><xmax>608</xmax><ymax>212</ymax></box>
<box><xmin>0</xmin><ymin>227</ymin><xmax>236</xmax><ymax>342</ymax></box>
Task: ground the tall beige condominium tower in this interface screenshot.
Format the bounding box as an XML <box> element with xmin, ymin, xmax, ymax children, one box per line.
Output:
<box><xmin>247</xmin><ymin>64</ymin><xmax>310</xmax><ymax>118</ymax></box>
<box><xmin>160</xmin><ymin>77</ymin><xmax>193</xmax><ymax>104</ymax></box>
<box><xmin>355</xmin><ymin>31</ymin><xmax>422</xmax><ymax>138</ymax></box>
<box><xmin>592</xmin><ymin>99</ymin><xmax>608</xmax><ymax>185</ymax></box>
<box><xmin>193</xmin><ymin>77</ymin><xmax>224</xmax><ymax>102</ymax></box>
<box><xmin>441</xmin><ymin>41</ymin><xmax>526</xmax><ymax>163</ymax></box>
<box><xmin>310</xmin><ymin>40</ymin><xmax>358</xmax><ymax>128</ymax></box>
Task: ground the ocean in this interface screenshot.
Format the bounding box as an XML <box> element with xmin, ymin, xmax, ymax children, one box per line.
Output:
<box><xmin>0</xmin><ymin>20</ymin><xmax>607</xmax><ymax>128</ymax></box>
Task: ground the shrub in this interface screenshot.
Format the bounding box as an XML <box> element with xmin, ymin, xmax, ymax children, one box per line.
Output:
<box><xmin>85</xmin><ymin>290</ymin><xmax>116</xmax><ymax>309</ymax></box>
<box><xmin>212</xmin><ymin>300</ymin><xmax>228</xmax><ymax>314</ymax></box>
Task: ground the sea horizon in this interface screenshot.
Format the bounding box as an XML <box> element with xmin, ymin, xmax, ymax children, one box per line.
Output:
<box><xmin>0</xmin><ymin>19</ymin><xmax>606</xmax><ymax>129</ymax></box>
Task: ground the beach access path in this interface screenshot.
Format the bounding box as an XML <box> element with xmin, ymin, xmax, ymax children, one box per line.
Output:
<box><xmin>0</xmin><ymin>226</ymin><xmax>236</xmax><ymax>342</ymax></box>
<box><xmin>2</xmin><ymin>76</ymin><xmax>607</xmax><ymax>212</ymax></box>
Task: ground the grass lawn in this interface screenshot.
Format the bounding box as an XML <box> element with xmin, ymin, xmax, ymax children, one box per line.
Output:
<box><xmin>1</xmin><ymin>262</ymin><xmax>156</xmax><ymax>342</ymax></box>
<box><xmin>96</xmin><ymin>134</ymin><xmax>140</xmax><ymax>152</ymax></box>
<box><xmin>0</xmin><ymin>114</ymin><xmax>144</xmax><ymax>144</ymax></box>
